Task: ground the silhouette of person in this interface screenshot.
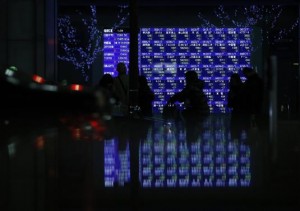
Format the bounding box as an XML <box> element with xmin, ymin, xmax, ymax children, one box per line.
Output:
<box><xmin>98</xmin><ymin>74</ymin><xmax>114</xmax><ymax>90</ymax></box>
<box><xmin>113</xmin><ymin>62</ymin><xmax>129</xmax><ymax>115</ymax></box>
<box><xmin>96</xmin><ymin>73</ymin><xmax>116</xmax><ymax>116</ymax></box>
<box><xmin>228</xmin><ymin>73</ymin><xmax>247</xmax><ymax>140</ymax></box>
<box><xmin>97</xmin><ymin>74</ymin><xmax>115</xmax><ymax>100</ymax></box>
<box><xmin>242</xmin><ymin>67</ymin><xmax>264</xmax><ymax>116</ymax></box>
<box><xmin>138</xmin><ymin>75</ymin><xmax>155</xmax><ymax>117</ymax></box>
<box><xmin>167</xmin><ymin>70</ymin><xmax>209</xmax><ymax>119</ymax></box>
<box><xmin>227</xmin><ymin>73</ymin><xmax>244</xmax><ymax>114</ymax></box>
<box><xmin>233</xmin><ymin>67</ymin><xmax>264</xmax><ymax>133</ymax></box>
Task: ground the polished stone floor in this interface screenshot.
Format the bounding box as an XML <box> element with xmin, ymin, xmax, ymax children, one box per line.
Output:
<box><xmin>0</xmin><ymin>114</ymin><xmax>299</xmax><ymax>211</ymax></box>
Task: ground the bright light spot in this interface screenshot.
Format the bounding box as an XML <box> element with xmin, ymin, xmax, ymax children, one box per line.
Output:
<box><xmin>5</xmin><ymin>69</ymin><xmax>14</xmax><ymax>77</ymax></box>
<box><xmin>32</xmin><ymin>74</ymin><xmax>46</xmax><ymax>84</ymax></box>
<box><xmin>70</xmin><ymin>84</ymin><xmax>84</xmax><ymax>91</ymax></box>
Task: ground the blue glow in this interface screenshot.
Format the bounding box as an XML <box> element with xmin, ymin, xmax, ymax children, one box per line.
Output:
<box><xmin>104</xmin><ymin>139</ymin><xmax>130</xmax><ymax>187</ymax></box>
<box><xmin>103</xmin><ymin>27</ymin><xmax>252</xmax><ymax>113</ymax></box>
<box><xmin>103</xmin><ymin>116</ymin><xmax>252</xmax><ymax>188</ymax></box>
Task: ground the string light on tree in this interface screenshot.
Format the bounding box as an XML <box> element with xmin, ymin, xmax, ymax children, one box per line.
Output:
<box><xmin>114</xmin><ymin>5</ymin><xmax>129</xmax><ymax>29</ymax></box>
<box><xmin>58</xmin><ymin>5</ymin><xmax>129</xmax><ymax>82</ymax></box>
<box><xmin>198</xmin><ymin>5</ymin><xmax>299</xmax><ymax>48</ymax></box>
<box><xmin>274</xmin><ymin>18</ymin><xmax>299</xmax><ymax>41</ymax></box>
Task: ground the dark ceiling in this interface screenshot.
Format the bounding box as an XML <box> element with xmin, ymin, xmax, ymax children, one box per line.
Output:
<box><xmin>58</xmin><ymin>0</ymin><xmax>300</xmax><ymax>6</ymax></box>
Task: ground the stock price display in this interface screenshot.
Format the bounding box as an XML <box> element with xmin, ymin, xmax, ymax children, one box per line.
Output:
<box><xmin>103</xmin><ymin>28</ymin><xmax>130</xmax><ymax>77</ymax></box>
<box><xmin>103</xmin><ymin>27</ymin><xmax>251</xmax><ymax>113</ymax></box>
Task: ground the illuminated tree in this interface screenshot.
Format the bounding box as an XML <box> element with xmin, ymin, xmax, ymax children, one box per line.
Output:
<box><xmin>198</xmin><ymin>5</ymin><xmax>299</xmax><ymax>47</ymax></box>
<box><xmin>58</xmin><ymin>5</ymin><xmax>129</xmax><ymax>82</ymax></box>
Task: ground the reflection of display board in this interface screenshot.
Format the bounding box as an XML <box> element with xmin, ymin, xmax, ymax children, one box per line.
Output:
<box><xmin>103</xmin><ymin>28</ymin><xmax>251</xmax><ymax>113</ymax></box>
<box><xmin>104</xmin><ymin>117</ymin><xmax>251</xmax><ymax>188</ymax></box>
<box><xmin>140</xmin><ymin>118</ymin><xmax>251</xmax><ymax>188</ymax></box>
<box><xmin>104</xmin><ymin>139</ymin><xmax>130</xmax><ymax>187</ymax></box>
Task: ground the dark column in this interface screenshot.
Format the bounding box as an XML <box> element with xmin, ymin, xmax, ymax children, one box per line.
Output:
<box><xmin>298</xmin><ymin>4</ymin><xmax>300</xmax><ymax>116</ymax></box>
<box><xmin>129</xmin><ymin>2</ymin><xmax>140</xmax><ymax>210</ymax></box>
<box><xmin>1</xmin><ymin>0</ymin><xmax>55</xmax><ymax>80</ymax></box>
<box><xmin>45</xmin><ymin>0</ymin><xmax>57</xmax><ymax>82</ymax></box>
<box><xmin>36</xmin><ymin>0</ymin><xmax>46</xmax><ymax>77</ymax></box>
<box><xmin>0</xmin><ymin>0</ymin><xmax>8</xmax><ymax>70</ymax></box>
<box><xmin>129</xmin><ymin>0</ymin><xmax>139</xmax><ymax>114</ymax></box>
<box><xmin>269</xmin><ymin>55</ymin><xmax>278</xmax><ymax>163</ymax></box>
<box><xmin>3</xmin><ymin>0</ymin><xmax>51</xmax><ymax>79</ymax></box>
<box><xmin>7</xmin><ymin>0</ymin><xmax>36</xmax><ymax>75</ymax></box>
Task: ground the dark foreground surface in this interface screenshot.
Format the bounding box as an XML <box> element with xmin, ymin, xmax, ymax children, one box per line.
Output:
<box><xmin>0</xmin><ymin>113</ymin><xmax>299</xmax><ymax>211</ymax></box>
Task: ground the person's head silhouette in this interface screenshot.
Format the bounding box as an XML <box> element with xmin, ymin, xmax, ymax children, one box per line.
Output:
<box><xmin>99</xmin><ymin>74</ymin><xmax>113</xmax><ymax>89</ymax></box>
<box><xmin>185</xmin><ymin>71</ymin><xmax>198</xmax><ymax>85</ymax></box>
<box><xmin>242</xmin><ymin>67</ymin><xmax>255</xmax><ymax>79</ymax></box>
<box><xmin>116</xmin><ymin>62</ymin><xmax>127</xmax><ymax>76</ymax></box>
<box><xmin>229</xmin><ymin>73</ymin><xmax>242</xmax><ymax>87</ymax></box>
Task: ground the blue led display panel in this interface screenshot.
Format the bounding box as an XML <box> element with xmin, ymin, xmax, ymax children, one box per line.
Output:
<box><xmin>103</xmin><ymin>28</ymin><xmax>130</xmax><ymax>77</ymax></box>
<box><xmin>103</xmin><ymin>28</ymin><xmax>251</xmax><ymax>113</ymax></box>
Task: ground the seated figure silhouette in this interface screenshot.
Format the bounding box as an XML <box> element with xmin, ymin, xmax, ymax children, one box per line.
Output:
<box><xmin>167</xmin><ymin>70</ymin><xmax>209</xmax><ymax>119</ymax></box>
<box><xmin>138</xmin><ymin>75</ymin><xmax>155</xmax><ymax>117</ymax></box>
<box><xmin>227</xmin><ymin>73</ymin><xmax>244</xmax><ymax>114</ymax></box>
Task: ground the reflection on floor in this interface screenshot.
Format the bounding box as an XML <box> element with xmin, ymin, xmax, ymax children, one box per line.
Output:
<box><xmin>0</xmin><ymin>114</ymin><xmax>299</xmax><ymax>210</ymax></box>
<box><xmin>104</xmin><ymin>116</ymin><xmax>251</xmax><ymax>188</ymax></box>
